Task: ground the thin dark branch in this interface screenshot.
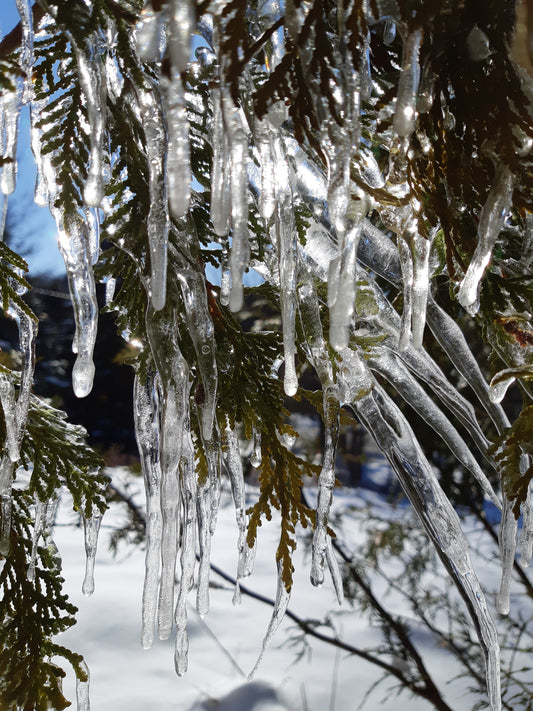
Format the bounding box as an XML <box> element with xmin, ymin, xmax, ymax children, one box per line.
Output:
<box><xmin>238</xmin><ymin>17</ymin><xmax>285</xmax><ymax>70</ymax></box>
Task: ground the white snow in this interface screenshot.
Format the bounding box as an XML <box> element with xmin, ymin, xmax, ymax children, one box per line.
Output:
<box><xmin>51</xmin><ymin>466</ymin><xmax>529</xmax><ymax>711</ymax></box>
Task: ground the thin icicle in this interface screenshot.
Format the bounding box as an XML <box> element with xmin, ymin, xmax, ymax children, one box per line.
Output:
<box><xmin>325</xmin><ymin>539</ymin><xmax>344</xmax><ymax>605</ymax></box>
<box><xmin>519</xmin><ymin>481</ymin><xmax>533</xmax><ymax>567</ymax></box>
<box><xmin>82</xmin><ymin>508</ymin><xmax>102</xmax><ymax>596</ymax></box>
<box><xmin>221</xmin><ymin>93</ymin><xmax>249</xmax><ymax>312</ymax></box>
<box><xmin>138</xmin><ymin>79</ymin><xmax>170</xmax><ymax>311</ymax></box>
<box><xmin>174</xmin><ymin>425</ymin><xmax>197</xmax><ymax>677</ymax></box>
<box><xmin>177</xmin><ymin>270</ymin><xmax>218</xmax><ymax>441</ymax></box>
<box><xmin>426</xmin><ymin>296</ymin><xmax>510</xmax><ymax>434</ymax></box>
<box><xmin>28</xmin><ymin>492</ymin><xmax>59</xmax><ymax>583</ymax></box>
<box><xmin>57</xmin><ymin>214</ymin><xmax>98</xmax><ymax>399</ymax></box>
<box><xmin>0</xmin><ymin>486</ymin><xmax>13</xmax><ymax>556</ymax></box>
<box><xmin>210</xmin><ymin>88</ymin><xmax>231</xmax><ymax>236</ymax></box>
<box><xmin>133</xmin><ymin>373</ymin><xmax>163</xmax><ymax>650</ymax></box>
<box><xmin>410</xmin><ymin>231</ymin><xmax>432</xmax><ymax>349</ymax></box>
<box><xmin>30</xmin><ymin>96</ymin><xmax>49</xmax><ymax>207</ymax></box>
<box><xmin>169</xmin><ymin>0</ymin><xmax>194</xmax><ymax>73</ymax></box>
<box><xmin>165</xmin><ymin>73</ymin><xmax>191</xmax><ymax>218</ymax></box>
<box><xmin>135</xmin><ymin>6</ymin><xmax>165</xmax><ymax>62</ymax></box>
<box><xmin>256</xmin><ymin>119</ymin><xmax>276</xmax><ymax>221</ymax></box>
<box><xmin>196</xmin><ymin>474</ymin><xmax>213</xmax><ymax>618</ymax></box>
<box><xmin>1</xmin><ymin>89</ymin><xmax>20</xmax><ymax>196</ymax></box>
<box><xmin>146</xmin><ymin>309</ymin><xmax>189</xmax><ymax>640</ymax></box>
<box><xmin>269</xmin><ymin>135</ymin><xmax>298</xmax><ymax>395</ymax></box>
<box><xmin>0</xmin><ymin>371</ymin><xmax>19</xmax><ymax>462</ymax></box>
<box><xmin>311</xmin><ymin>386</ymin><xmax>339</xmax><ymax>587</ymax></box>
<box><xmin>329</xmin><ymin>214</ymin><xmax>364</xmax><ymax>351</ymax></box>
<box><xmin>393</xmin><ymin>28</ymin><xmax>423</xmax><ymax>139</ymax></box>
<box><xmin>368</xmin><ymin>348</ymin><xmax>501</xmax><ymax>508</ymax></box>
<box><xmin>222</xmin><ymin>420</ymin><xmax>254</xmax><ymax>581</ymax></box>
<box><xmin>15</xmin><ymin>0</ymin><xmax>34</xmax><ymax>104</ymax></box>
<box><xmin>248</xmin><ymin>561</ymin><xmax>291</xmax><ymax>680</ymax></box>
<box><xmin>458</xmin><ymin>165</ymin><xmax>514</xmax><ymax>315</ymax></box>
<box><xmin>397</xmin><ymin>235</ymin><xmax>413</xmax><ymax>351</ymax></box>
<box><xmin>76</xmin><ymin>660</ymin><xmax>90</xmax><ymax>711</ymax></box>
<box><xmin>497</xmin><ymin>499</ymin><xmax>517</xmax><ymax>615</ymax></box>
<box><xmin>74</xmin><ymin>42</ymin><xmax>106</xmax><ymax>208</ymax></box>
<box><xmin>352</xmin><ymin>384</ymin><xmax>501</xmax><ymax>711</ymax></box>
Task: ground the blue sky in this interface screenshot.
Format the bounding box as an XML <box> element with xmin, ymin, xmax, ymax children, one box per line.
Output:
<box><xmin>1</xmin><ymin>1</ymin><xmax>65</xmax><ymax>277</ymax></box>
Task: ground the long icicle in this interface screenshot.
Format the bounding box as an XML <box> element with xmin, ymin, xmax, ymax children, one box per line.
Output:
<box><xmin>133</xmin><ymin>372</ymin><xmax>163</xmax><ymax>650</ymax></box>
<box><xmin>352</xmin><ymin>382</ymin><xmax>501</xmax><ymax>711</ymax></box>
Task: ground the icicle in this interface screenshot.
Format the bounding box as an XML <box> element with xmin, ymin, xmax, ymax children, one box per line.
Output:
<box><xmin>368</xmin><ymin>348</ymin><xmax>501</xmax><ymax>508</ymax></box>
<box><xmin>164</xmin><ymin>73</ymin><xmax>191</xmax><ymax>218</ymax></box>
<box><xmin>28</xmin><ymin>498</ymin><xmax>45</xmax><ymax>583</ymax></box>
<box><xmin>219</xmin><ymin>247</ymin><xmax>231</xmax><ymax>306</ymax></box>
<box><xmin>410</xmin><ymin>231</ymin><xmax>432</xmax><ymax>349</ymax></box>
<box><xmin>146</xmin><ymin>308</ymin><xmax>189</xmax><ymax>640</ymax></box>
<box><xmin>221</xmin><ymin>93</ymin><xmax>249</xmax><ymax>312</ymax></box>
<box><xmin>74</xmin><ymin>43</ymin><xmax>106</xmax><ymax>208</ymax></box>
<box><xmin>210</xmin><ymin>88</ymin><xmax>231</xmax><ymax>237</ymax></box>
<box><xmin>0</xmin><ymin>487</ymin><xmax>13</xmax><ymax>556</ymax></box>
<box><xmin>28</xmin><ymin>492</ymin><xmax>59</xmax><ymax>583</ymax></box>
<box><xmin>426</xmin><ymin>296</ymin><xmax>510</xmax><ymax>434</ymax></box>
<box><xmin>138</xmin><ymin>79</ymin><xmax>170</xmax><ymax>311</ymax></box>
<box><xmin>174</xmin><ymin>426</ymin><xmax>197</xmax><ymax>677</ymax></box>
<box><xmin>256</xmin><ymin>119</ymin><xmax>276</xmax><ymax>221</ymax></box>
<box><xmin>222</xmin><ymin>420</ymin><xmax>254</xmax><ymax>581</ymax></box>
<box><xmin>269</xmin><ymin>134</ymin><xmax>298</xmax><ymax>395</ymax></box>
<box><xmin>196</xmin><ymin>474</ymin><xmax>213</xmax><ymax>618</ymax></box>
<box><xmin>352</xmin><ymin>384</ymin><xmax>501</xmax><ymax>711</ymax></box>
<box><xmin>57</xmin><ymin>214</ymin><xmax>98</xmax><ymax>399</ymax></box>
<box><xmin>248</xmin><ymin>561</ymin><xmax>291</xmax><ymax>680</ymax></box>
<box><xmin>0</xmin><ymin>372</ymin><xmax>19</xmax><ymax>462</ymax></box>
<box><xmin>76</xmin><ymin>660</ymin><xmax>90</xmax><ymax>711</ymax></box>
<box><xmin>519</xmin><ymin>481</ymin><xmax>533</xmax><ymax>567</ymax></box>
<box><xmin>250</xmin><ymin>427</ymin><xmax>262</xmax><ymax>468</ymax></box>
<box><xmin>105</xmin><ymin>277</ymin><xmax>116</xmax><ymax>306</ymax></box>
<box><xmin>458</xmin><ymin>165</ymin><xmax>514</xmax><ymax>315</ymax></box>
<box><xmin>135</xmin><ymin>6</ymin><xmax>165</xmax><ymax>62</ymax></box>
<box><xmin>133</xmin><ymin>374</ymin><xmax>163</xmax><ymax>650</ymax></box>
<box><xmin>397</xmin><ymin>229</ymin><xmax>431</xmax><ymax>351</ymax></box>
<box><xmin>329</xmin><ymin>212</ymin><xmax>364</xmax><ymax>351</ymax></box>
<box><xmin>298</xmin><ymin>278</ymin><xmax>335</xmax><ymax>387</ymax></box>
<box><xmin>82</xmin><ymin>508</ymin><xmax>102</xmax><ymax>596</ymax></box>
<box><xmin>393</xmin><ymin>28</ymin><xmax>423</xmax><ymax>139</ymax></box>
<box><xmin>1</xmin><ymin>89</ymin><xmax>20</xmax><ymax>196</ymax></box>
<box><xmin>497</xmin><ymin>499</ymin><xmax>517</xmax><ymax>616</ymax></box>
<box><xmin>84</xmin><ymin>208</ymin><xmax>100</xmax><ymax>266</ymax></box>
<box><xmin>325</xmin><ymin>539</ymin><xmax>344</xmax><ymax>605</ymax></box>
<box><xmin>30</xmin><ymin>96</ymin><xmax>49</xmax><ymax>207</ymax></box>
<box><xmin>311</xmin><ymin>386</ymin><xmax>340</xmax><ymax>587</ymax></box>
<box><xmin>177</xmin><ymin>270</ymin><xmax>218</xmax><ymax>441</ymax></box>
<box><xmin>169</xmin><ymin>0</ymin><xmax>194</xmax><ymax>73</ymax></box>
<box><xmin>15</xmin><ymin>0</ymin><xmax>34</xmax><ymax>104</ymax></box>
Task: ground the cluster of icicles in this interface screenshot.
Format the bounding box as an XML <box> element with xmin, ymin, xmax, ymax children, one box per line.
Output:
<box><xmin>1</xmin><ymin>2</ymin><xmax>532</xmax><ymax>710</ymax></box>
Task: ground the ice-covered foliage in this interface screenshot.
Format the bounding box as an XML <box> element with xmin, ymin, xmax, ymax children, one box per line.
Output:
<box><xmin>1</xmin><ymin>1</ymin><xmax>533</xmax><ymax>710</ymax></box>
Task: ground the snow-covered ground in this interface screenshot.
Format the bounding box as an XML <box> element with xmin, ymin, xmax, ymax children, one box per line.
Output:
<box><xmin>53</xmin><ymin>467</ymin><xmax>529</xmax><ymax>711</ymax></box>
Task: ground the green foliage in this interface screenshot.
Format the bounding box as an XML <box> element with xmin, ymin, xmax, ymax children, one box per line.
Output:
<box><xmin>490</xmin><ymin>405</ymin><xmax>533</xmax><ymax>518</ymax></box>
<box><xmin>0</xmin><ymin>242</ymin><xmax>37</xmax><ymax>322</ymax></box>
<box><xmin>0</xmin><ymin>490</ymin><xmax>85</xmax><ymax>711</ymax></box>
<box><xmin>22</xmin><ymin>395</ymin><xmax>108</xmax><ymax>518</ymax></box>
